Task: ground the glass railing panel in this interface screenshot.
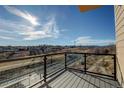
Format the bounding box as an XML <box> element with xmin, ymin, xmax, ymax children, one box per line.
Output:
<box><xmin>66</xmin><ymin>53</ymin><xmax>85</xmax><ymax>71</ymax></box>
<box><xmin>46</xmin><ymin>54</ymin><xmax>65</xmax><ymax>78</ymax></box>
<box><xmin>86</xmin><ymin>54</ymin><xmax>114</xmax><ymax>76</ymax></box>
<box><xmin>0</xmin><ymin>56</ymin><xmax>44</xmax><ymax>88</ymax></box>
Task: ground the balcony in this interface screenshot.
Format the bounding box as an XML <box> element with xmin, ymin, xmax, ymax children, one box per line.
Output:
<box><xmin>0</xmin><ymin>52</ymin><xmax>121</xmax><ymax>88</ymax></box>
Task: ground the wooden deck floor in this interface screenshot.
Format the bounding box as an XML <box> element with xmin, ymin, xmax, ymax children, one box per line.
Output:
<box><xmin>42</xmin><ymin>70</ymin><xmax>121</xmax><ymax>88</ymax></box>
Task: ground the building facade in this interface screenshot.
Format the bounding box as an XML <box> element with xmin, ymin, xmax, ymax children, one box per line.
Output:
<box><xmin>114</xmin><ymin>5</ymin><xmax>124</xmax><ymax>87</ymax></box>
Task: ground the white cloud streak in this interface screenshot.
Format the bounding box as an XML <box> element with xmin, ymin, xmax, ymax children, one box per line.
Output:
<box><xmin>0</xmin><ymin>35</ymin><xmax>14</xmax><ymax>40</ymax></box>
<box><xmin>20</xmin><ymin>18</ymin><xmax>60</xmax><ymax>40</ymax></box>
<box><xmin>0</xmin><ymin>8</ymin><xmax>61</xmax><ymax>41</ymax></box>
<box><xmin>74</xmin><ymin>36</ymin><xmax>115</xmax><ymax>46</ymax></box>
<box><xmin>4</xmin><ymin>6</ymin><xmax>39</xmax><ymax>26</ymax></box>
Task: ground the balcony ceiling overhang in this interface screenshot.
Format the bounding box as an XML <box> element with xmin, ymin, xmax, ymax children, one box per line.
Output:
<box><xmin>79</xmin><ymin>5</ymin><xmax>102</xmax><ymax>12</ymax></box>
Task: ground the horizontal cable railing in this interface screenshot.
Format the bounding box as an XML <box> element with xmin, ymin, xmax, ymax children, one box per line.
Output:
<box><xmin>0</xmin><ymin>52</ymin><xmax>116</xmax><ymax>88</ymax></box>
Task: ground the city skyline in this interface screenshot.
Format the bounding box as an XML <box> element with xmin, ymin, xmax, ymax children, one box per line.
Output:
<box><xmin>0</xmin><ymin>5</ymin><xmax>115</xmax><ymax>46</ymax></box>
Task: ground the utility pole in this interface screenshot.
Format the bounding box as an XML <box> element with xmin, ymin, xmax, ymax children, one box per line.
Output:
<box><xmin>74</xmin><ymin>41</ymin><xmax>76</xmax><ymax>47</ymax></box>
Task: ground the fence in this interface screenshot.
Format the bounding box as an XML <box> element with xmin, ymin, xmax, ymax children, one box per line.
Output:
<box><xmin>0</xmin><ymin>52</ymin><xmax>116</xmax><ymax>88</ymax></box>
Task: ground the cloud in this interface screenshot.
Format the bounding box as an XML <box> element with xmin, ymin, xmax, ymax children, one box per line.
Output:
<box><xmin>74</xmin><ymin>36</ymin><xmax>115</xmax><ymax>46</ymax></box>
<box><xmin>4</xmin><ymin>6</ymin><xmax>39</xmax><ymax>26</ymax></box>
<box><xmin>19</xmin><ymin>17</ymin><xmax>60</xmax><ymax>40</ymax></box>
<box><xmin>0</xmin><ymin>35</ymin><xmax>14</xmax><ymax>40</ymax></box>
<box><xmin>0</xmin><ymin>14</ymin><xmax>61</xmax><ymax>40</ymax></box>
<box><xmin>1</xmin><ymin>6</ymin><xmax>63</xmax><ymax>41</ymax></box>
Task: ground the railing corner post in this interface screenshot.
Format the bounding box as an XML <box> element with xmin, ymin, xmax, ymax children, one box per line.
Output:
<box><xmin>113</xmin><ymin>54</ymin><xmax>117</xmax><ymax>80</ymax></box>
<box><xmin>43</xmin><ymin>55</ymin><xmax>47</xmax><ymax>82</ymax></box>
<box><xmin>84</xmin><ymin>53</ymin><xmax>87</xmax><ymax>74</ymax></box>
<box><xmin>65</xmin><ymin>53</ymin><xmax>67</xmax><ymax>70</ymax></box>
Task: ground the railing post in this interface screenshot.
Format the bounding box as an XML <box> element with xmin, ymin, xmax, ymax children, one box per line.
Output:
<box><xmin>51</xmin><ymin>56</ymin><xmax>53</xmax><ymax>64</ymax></box>
<box><xmin>84</xmin><ymin>53</ymin><xmax>87</xmax><ymax>74</ymax></box>
<box><xmin>65</xmin><ymin>53</ymin><xmax>67</xmax><ymax>70</ymax></box>
<box><xmin>43</xmin><ymin>55</ymin><xmax>47</xmax><ymax>82</ymax></box>
<box><xmin>113</xmin><ymin>54</ymin><xmax>117</xmax><ymax>80</ymax></box>
<box><xmin>29</xmin><ymin>74</ymin><xmax>31</xmax><ymax>85</ymax></box>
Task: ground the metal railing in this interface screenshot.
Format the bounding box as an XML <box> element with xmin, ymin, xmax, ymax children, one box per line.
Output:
<box><xmin>65</xmin><ymin>52</ymin><xmax>116</xmax><ymax>80</ymax></box>
<box><xmin>0</xmin><ymin>52</ymin><xmax>116</xmax><ymax>88</ymax></box>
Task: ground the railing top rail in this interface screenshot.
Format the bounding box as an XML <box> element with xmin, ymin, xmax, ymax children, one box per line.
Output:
<box><xmin>0</xmin><ymin>51</ymin><xmax>115</xmax><ymax>63</ymax></box>
<box><xmin>0</xmin><ymin>54</ymin><xmax>44</xmax><ymax>63</ymax></box>
<box><xmin>0</xmin><ymin>52</ymin><xmax>66</xmax><ymax>63</ymax></box>
<box><xmin>66</xmin><ymin>52</ymin><xmax>116</xmax><ymax>56</ymax></box>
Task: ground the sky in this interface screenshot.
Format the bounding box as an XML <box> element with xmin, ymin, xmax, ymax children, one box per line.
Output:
<box><xmin>0</xmin><ymin>5</ymin><xmax>115</xmax><ymax>46</ymax></box>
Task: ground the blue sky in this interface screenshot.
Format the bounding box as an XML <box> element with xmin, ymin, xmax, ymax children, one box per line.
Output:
<box><xmin>0</xmin><ymin>5</ymin><xmax>115</xmax><ymax>46</ymax></box>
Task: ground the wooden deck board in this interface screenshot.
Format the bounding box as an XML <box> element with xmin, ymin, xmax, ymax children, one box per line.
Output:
<box><xmin>94</xmin><ymin>77</ymin><xmax>100</xmax><ymax>88</ymax></box>
<box><xmin>83</xmin><ymin>75</ymin><xmax>91</xmax><ymax>88</ymax></box>
<box><xmin>88</xmin><ymin>75</ymin><xmax>95</xmax><ymax>88</ymax></box>
<box><xmin>105</xmin><ymin>82</ymin><xmax>111</xmax><ymax>88</ymax></box>
<box><xmin>53</xmin><ymin>72</ymin><xmax>72</xmax><ymax>88</ymax></box>
<box><xmin>88</xmin><ymin>84</ymin><xmax>94</xmax><ymax>88</ymax></box>
<box><xmin>58</xmin><ymin>72</ymin><xmax>75</xmax><ymax>88</ymax></box>
<box><xmin>61</xmin><ymin>73</ymin><xmax>76</xmax><ymax>88</ymax></box>
<box><xmin>76</xmin><ymin>74</ymin><xmax>86</xmax><ymax>88</ymax></box>
<box><xmin>97</xmin><ymin>77</ymin><xmax>120</xmax><ymax>88</ymax></box>
<box><xmin>71</xmin><ymin>73</ymin><xmax>82</xmax><ymax>88</ymax></box>
<box><xmin>99</xmin><ymin>79</ymin><xmax>105</xmax><ymax>88</ymax></box>
<box><xmin>65</xmin><ymin>73</ymin><xmax>78</xmax><ymax>88</ymax></box>
<box><xmin>53</xmin><ymin>73</ymin><xmax>71</xmax><ymax>87</ymax></box>
<box><xmin>45</xmin><ymin>71</ymin><xmax>120</xmax><ymax>88</ymax></box>
<box><xmin>49</xmin><ymin>71</ymin><xmax>69</xmax><ymax>87</ymax></box>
